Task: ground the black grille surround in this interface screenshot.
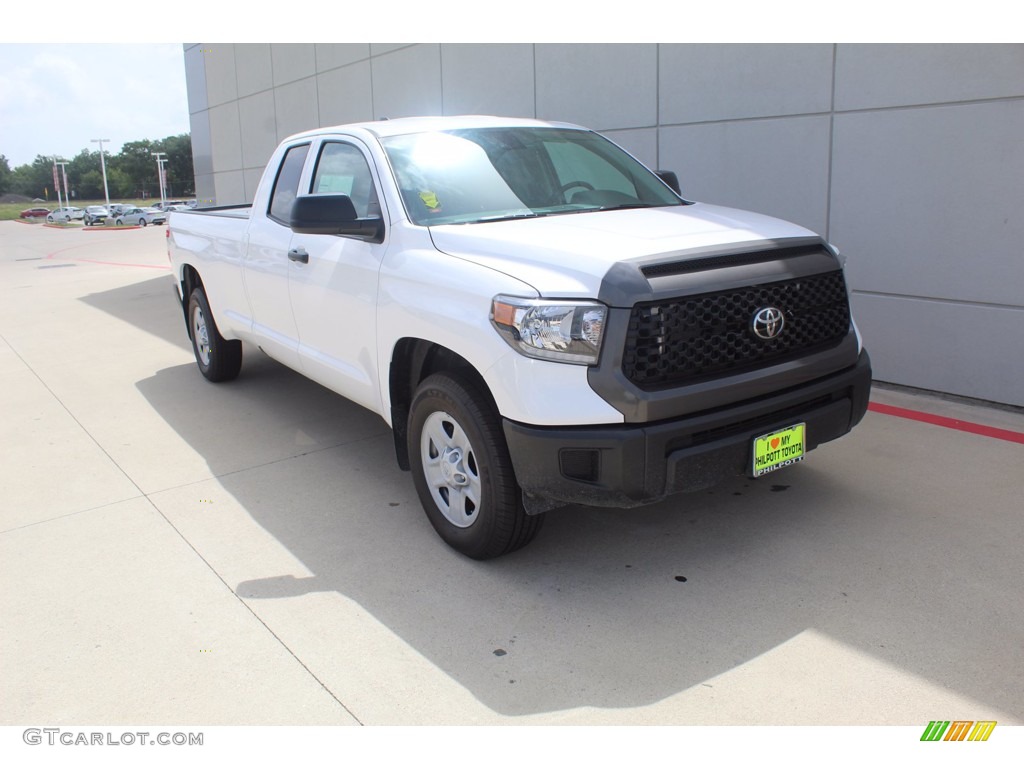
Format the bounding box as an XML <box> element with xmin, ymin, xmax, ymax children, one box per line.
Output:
<box><xmin>622</xmin><ymin>270</ymin><xmax>851</xmax><ymax>389</ymax></box>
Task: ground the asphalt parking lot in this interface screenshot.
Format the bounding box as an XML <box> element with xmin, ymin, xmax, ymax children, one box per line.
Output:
<box><xmin>1</xmin><ymin>220</ymin><xmax>1022</xmax><ymax>728</ymax></box>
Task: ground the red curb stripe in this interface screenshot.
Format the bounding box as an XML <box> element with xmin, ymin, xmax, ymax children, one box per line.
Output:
<box><xmin>44</xmin><ymin>242</ymin><xmax>169</xmax><ymax>271</ymax></box>
<box><xmin>61</xmin><ymin>257</ymin><xmax>169</xmax><ymax>270</ymax></box>
<box><xmin>868</xmin><ymin>402</ymin><xmax>1024</xmax><ymax>445</ymax></box>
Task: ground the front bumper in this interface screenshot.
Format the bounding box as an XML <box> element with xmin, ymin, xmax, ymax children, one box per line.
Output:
<box><xmin>503</xmin><ymin>350</ymin><xmax>871</xmax><ymax>510</ymax></box>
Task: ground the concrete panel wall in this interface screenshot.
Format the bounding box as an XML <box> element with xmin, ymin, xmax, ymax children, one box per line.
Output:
<box><xmin>235</xmin><ymin>43</ymin><xmax>273</xmax><ymax>98</ymax></box>
<box><xmin>274</xmin><ymin>77</ymin><xmax>319</xmax><ymax>140</ymax></box>
<box><xmin>659</xmin><ymin>44</ymin><xmax>834</xmax><ymax>123</ymax></box>
<box><xmin>237</xmin><ymin>91</ymin><xmax>277</xmax><ymax>171</ymax></box>
<box><xmin>850</xmin><ymin>294</ymin><xmax>1024</xmax><ymax>407</ymax></box>
<box><xmin>271</xmin><ymin>44</ymin><xmax>316</xmax><ymax>87</ymax></box>
<box><xmin>182</xmin><ymin>43</ymin><xmax>1024</xmax><ymax>406</ymax></box>
<box><xmin>207</xmin><ymin>102</ymin><xmax>242</xmax><ymax>173</ymax></box>
<box><xmin>660</xmin><ymin>116</ymin><xmax>832</xmax><ymax>235</ymax></box>
<box><xmin>317</xmin><ymin>62</ymin><xmax>374</xmax><ymax>128</ymax></box>
<box><xmin>440</xmin><ymin>44</ymin><xmax>535</xmax><ymax>117</ymax></box>
<box><xmin>370</xmin><ymin>45</ymin><xmax>443</xmax><ymax>120</ymax></box>
<box><xmin>535</xmin><ymin>44</ymin><xmax>658</xmax><ymax>130</ymax></box>
<box><xmin>314</xmin><ymin>43</ymin><xmax>370</xmax><ymax>72</ymax></box>
<box><xmin>832</xmin><ymin>101</ymin><xmax>1024</xmax><ymax>307</ymax></box>
<box><xmin>835</xmin><ymin>44</ymin><xmax>1024</xmax><ymax>109</ymax></box>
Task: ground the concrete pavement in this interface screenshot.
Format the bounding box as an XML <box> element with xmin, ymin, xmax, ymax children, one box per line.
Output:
<box><xmin>1</xmin><ymin>220</ymin><xmax>1022</xmax><ymax>726</ymax></box>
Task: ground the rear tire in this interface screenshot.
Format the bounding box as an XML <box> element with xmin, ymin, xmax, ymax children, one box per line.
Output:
<box><xmin>408</xmin><ymin>373</ymin><xmax>542</xmax><ymax>559</ymax></box>
<box><xmin>187</xmin><ymin>286</ymin><xmax>242</xmax><ymax>382</ymax></box>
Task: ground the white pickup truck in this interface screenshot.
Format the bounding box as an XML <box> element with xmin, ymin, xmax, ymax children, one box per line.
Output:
<box><xmin>167</xmin><ymin>115</ymin><xmax>871</xmax><ymax>559</ymax></box>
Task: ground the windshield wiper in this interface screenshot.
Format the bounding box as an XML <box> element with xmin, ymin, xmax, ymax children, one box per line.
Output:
<box><xmin>595</xmin><ymin>202</ymin><xmax>657</xmax><ymax>212</ymax></box>
<box><xmin>474</xmin><ymin>211</ymin><xmax>553</xmax><ymax>223</ymax></box>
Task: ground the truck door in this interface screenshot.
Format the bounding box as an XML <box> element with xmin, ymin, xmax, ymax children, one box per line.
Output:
<box><xmin>242</xmin><ymin>141</ymin><xmax>310</xmax><ymax>369</ymax></box>
<box><xmin>285</xmin><ymin>138</ymin><xmax>387</xmax><ymax>413</ymax></box>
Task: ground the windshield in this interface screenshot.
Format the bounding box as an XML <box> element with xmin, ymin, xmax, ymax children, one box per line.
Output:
<box><xmin>380</xmin><ymin>127</ymin><xmax>683</xmax><ymax>226</ymax></box>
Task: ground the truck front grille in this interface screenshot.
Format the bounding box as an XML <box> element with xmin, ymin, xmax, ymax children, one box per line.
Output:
<box><xmin>622</xmin><ymin>270</ymin><xmax>851</xmax><ymax>389</ymax></box>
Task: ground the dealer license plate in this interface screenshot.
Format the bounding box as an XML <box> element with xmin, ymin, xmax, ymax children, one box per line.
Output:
<box><xmin>752</xmin><ymin>423</ymin><xmax>806</xmax><ymax>477</ymax></box>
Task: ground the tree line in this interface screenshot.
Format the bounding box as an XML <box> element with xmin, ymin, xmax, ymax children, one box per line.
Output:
<box><xmin>0</xmin><ymin>134</ymin><xmax>194</xmax><ymax>202</ymax></box>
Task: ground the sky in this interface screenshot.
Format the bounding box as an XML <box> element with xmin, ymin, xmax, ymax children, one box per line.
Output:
<box><xmin>0</xmin><ymin>44</ymin><xmax>191</xmax><ymax>169</ymax></box>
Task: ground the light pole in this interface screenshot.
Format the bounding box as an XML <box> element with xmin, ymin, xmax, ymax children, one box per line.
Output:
<box><xmin>50</xmin><ymin>157</ymin><xmax>64</xmax><ymax>212</ymax></box>
<box><xmin>91</xmin><ymin>139</ymin><xmax>111</xmax><ymax>208</ymax></box>
<box><xmin>56</xmin><ymin>161</ymin><xmax>70</xmax><ymax>207</ymax></box>
<box><xmin>151</xmin><ymin>152</ymin><xmax>167</xmax><ymax>207</ymax></box>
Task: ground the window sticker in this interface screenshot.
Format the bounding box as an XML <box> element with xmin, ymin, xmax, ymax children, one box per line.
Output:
<box><xmin>419</xmin><ymin>190</ymin><xmax>442</xmax><ymax>211</ymax></box>
<box><xmin>316</xmin><ymin>174</ymin><xmax>355</xmax><ymax>195</ymax></box>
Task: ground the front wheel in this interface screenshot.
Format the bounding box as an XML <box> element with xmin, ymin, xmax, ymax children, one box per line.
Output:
<box><xmin>187</xmin><ymin>286</ymin><xmax>242</xmax><ymax>382</ymax></box>
<box><xmin>408</xmin><ymin>373</ymin><xmax>542</xmax><ymax>559</ymax></box>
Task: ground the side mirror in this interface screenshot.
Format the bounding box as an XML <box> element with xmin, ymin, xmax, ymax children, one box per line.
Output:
<box><xmin>290</xmin><ymin>194</ymin><xmax>383</xmax><ymax>241</ymax></box>
<box><xmin>656</xmin><ymin>170</ymin><xmax>681</xmax><ymax>195</ymax></box>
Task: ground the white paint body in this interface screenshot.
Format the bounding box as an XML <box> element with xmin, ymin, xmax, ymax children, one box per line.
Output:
<box><xmin>167</xmin><ymin>116</ymin><xmax>818</xmax><ymax>428</ymax></box>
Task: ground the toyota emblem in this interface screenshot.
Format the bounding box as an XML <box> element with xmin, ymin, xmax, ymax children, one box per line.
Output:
<box><xmin>752</xmin><ymin>307</ymin><xmax>785</xmax><ymax>340</ymax></box>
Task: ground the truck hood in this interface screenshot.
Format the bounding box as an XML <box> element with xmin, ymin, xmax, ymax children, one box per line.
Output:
<box><xmin>428</xmin><ymin>202</ymin><xmax>818</xmax><ymax>303</ymax></box>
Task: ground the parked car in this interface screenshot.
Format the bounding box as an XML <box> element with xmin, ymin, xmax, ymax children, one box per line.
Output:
<box><xmin>83</xmin><ymin>206</ymin><xmax>109</xmax><ymax>226</ymax></box>
<box><xmin>107</xmin><ymin>204</ymin><xmax>134</xmax><ymax>217</ymax></box>
<box><xmin>140</xmin><ymin>207</ymin><xmax>169</xmax><ymax>225</ymax></box>
<box><xmin>111</xmin><ymin>207</ymin><xmax>167</xmax><ymax>227</ymax></box>
<box><xmin>46</xmin><ymin>207</ymin><xmax>84</xmax><ymax>223</ymax></box>
<box><xmin>20</xmin><ymin>207</ymin><xmax>51</xmax><ymax>219</ymax></box>
<box><xmin>153</xmin><ymin>200</ymin><xmax>189</xmax><ymax>212</ymax></box>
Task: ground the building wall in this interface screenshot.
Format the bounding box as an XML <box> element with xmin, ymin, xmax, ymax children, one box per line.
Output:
<box><xmin>182</xmin><ymin>43</ymin><xmax>1024</xmax><ymax>407</ymax></box>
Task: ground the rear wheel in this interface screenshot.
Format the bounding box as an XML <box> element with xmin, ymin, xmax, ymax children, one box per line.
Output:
<box><xmin>187</xmin><ymin>286</ymin><xmax>242</xmax><ymax>382</ymax></box>
<box><xmin>408</xmin><ymin>373</ymin><xmax>542</xmax><ymax>559</ymax></box>
<box><xmin>139</xmin><ymin>218</ymin><xmax>148</xmax><ymax>227</ymax></box>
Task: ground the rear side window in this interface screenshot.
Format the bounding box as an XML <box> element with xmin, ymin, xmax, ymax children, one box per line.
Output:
<box><xmin>268</xmin><ymin>143</ymin><xmax>310</xmax><ymax>225</ymax></box>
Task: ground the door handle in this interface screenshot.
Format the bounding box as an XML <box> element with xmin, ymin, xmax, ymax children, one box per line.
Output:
<box><xmin>287</xmin><ymin>247</ymin><xmax>309</xmax><ymax>264</ymax></box>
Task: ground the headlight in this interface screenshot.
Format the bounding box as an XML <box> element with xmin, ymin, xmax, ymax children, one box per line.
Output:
<box><xmin>491</xmin><ymin>295</ymin><xmax>607</xmax><ymax>365</ymax></box>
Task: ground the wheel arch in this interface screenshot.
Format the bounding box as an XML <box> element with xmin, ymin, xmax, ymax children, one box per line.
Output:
<box><xmin>178</xmin><ymin>264</ymin><xmax>204</xmax><ymax>336</ymax></box>
<box><xmin>388</xmin><ymin>338</ymin><xmax>499</xmax><ymax>471</ymax></box>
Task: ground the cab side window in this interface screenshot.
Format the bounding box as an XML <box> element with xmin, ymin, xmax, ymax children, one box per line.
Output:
<box><xmin>311</xmin><ymin>142</ymin><xmax>380</xmax><ymax>218</ymax></box>
<box><xmin>268</xmin><ymin>143</ymin><xmax>310</xmax><ymax>225</ymax></box>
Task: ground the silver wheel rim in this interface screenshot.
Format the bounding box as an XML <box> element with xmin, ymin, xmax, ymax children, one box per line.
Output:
<box><xmin>421</xmin><ymin>410</ymin><xmax>482</xmax><ymax>528</ymax></box>
<box><xmin>191</xmin><ymin>304</ymin><xmax>211</xmax><ymax>366</ymax></box>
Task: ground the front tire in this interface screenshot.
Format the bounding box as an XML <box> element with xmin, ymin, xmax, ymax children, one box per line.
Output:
<box><xmin>187</xmin><ymin>286</ymin><xmax>242</xmax><ymax>382</ymax></box>
<box><xmin>408</xmin><ymin>373</ymin><xmax>542</xmax><ymax>559</ymax></box>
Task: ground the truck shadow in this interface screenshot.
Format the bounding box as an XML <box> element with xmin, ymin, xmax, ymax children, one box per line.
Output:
<box><xmin>134</xmin><ymin>358</ymin><xmax>1023</xmax><ymax>720</ymax></box>
<box><xmin>98</xmin><ymin>277</ymin><xmax>1020</xmax><ymax>721</ymax></box>
<box><xmin>79</xmin><ymin>274</ymin><xmax>189</xmax><ymax>352</ymax></box>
